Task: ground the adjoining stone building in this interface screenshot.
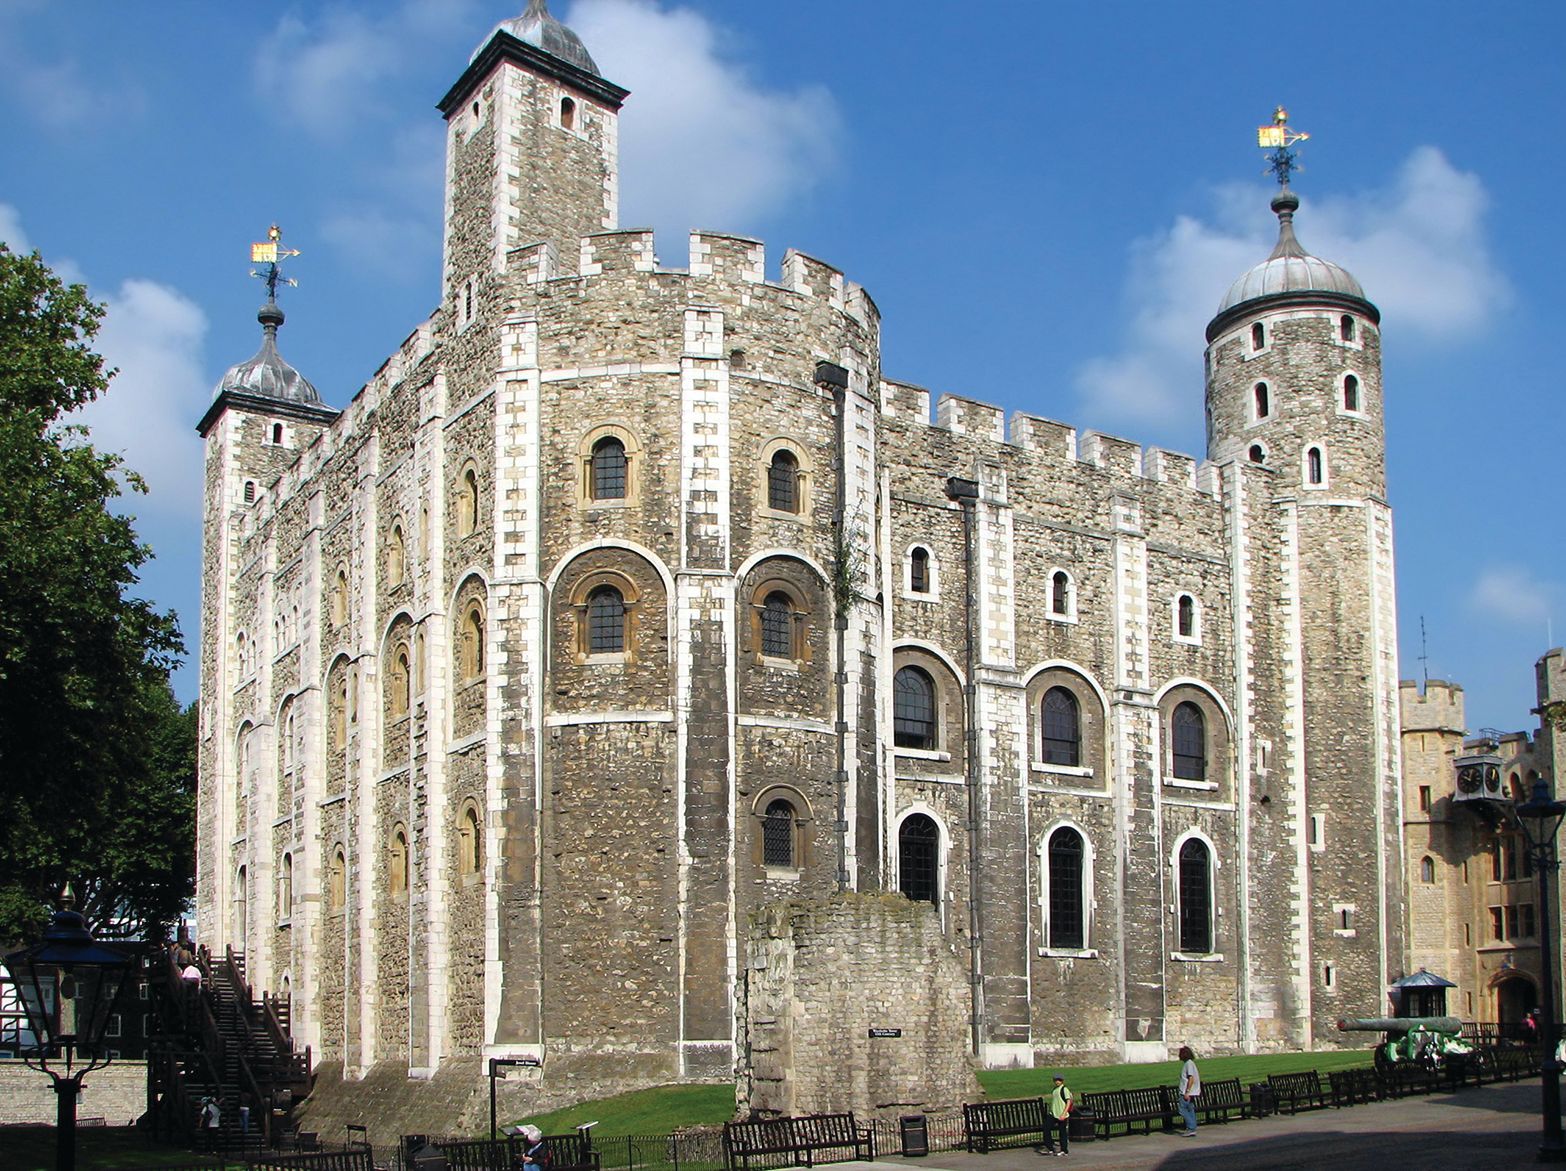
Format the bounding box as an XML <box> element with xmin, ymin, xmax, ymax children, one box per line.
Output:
<box><xmin>195</xmin><ymin>3</ymin><xmax>1407</xmax><ymax>1098</ymax></box>
<box><xmin>1400</xmin><ymin>650</ymin><xmax>1565</xmax><ymax>1029</ymax></box>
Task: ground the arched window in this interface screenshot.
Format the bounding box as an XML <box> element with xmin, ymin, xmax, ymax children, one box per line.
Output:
<box><xmin>458</xmin><ymin>466</ymin><xmax>480</xmax><ymax>536</ymax></box>
<box><xmin>1050</xmin><ymin>571</ymin><xmax>1072</xmax><ymax>618</ymax></box>
<box><xmin>460</xmin><ymin>603</ymin><xmax>485</xmax><ymax>680</ymax></box>
<box><xmin>899</xmin><ymin>814</ymin><xmax>940</xmax><ymax>904</ymax></box>
<box><xmin>586</xmin><ymin>585</ymin><xmax>626</xmax><ymax>655</ymax></box>
<box><xmin>459</xmin><ymin>804</ymin><xmax>483</xmax><ymax>879</ymax></box>
<box><xmin>1041</xmin><ymin>687</ymin><xmax>1080</xmax><ymax>766</ymax></box>
<box><xmin>763</xmin><ymin>798</ymin><xmax>797</xmax><ymax>868</ymax></box>
<box><xmin>389</xmin><ymin>645</ymin><xmax>411</xmax><ymax>718</ymax></box>
<box><xmin>389</xmin><ymin>826</ymin><xmax>409</xmax><ymax>896</ymax></box>
<box><xmin>1047</xmin><ymin>827</ymin><xmax>1085</xmax><ymax>950</ymax></box>
<box><xmin>1420</xmin><ymin>855</ymin><xmax>1436</xmax><ymax>884</ymax></box>
<box><xmin>234</xmin><ymin>865</ymin><xmax>248</xmax><ymax>942</ymax></box>
<box><xmin>332</xmin><ymin>671</ymin><xmax>348</xmax><ymax>748</ymax></box>
<box><xmin>1172</xmin><ymin>702</ymin><xmax>1206</xmax><ymax>781</ymax></box>
<box><xmin>1343</xmin><ymin>374</ymin><xmax>1360</xmax><ymax>411</ymax></box>
<box><xmin>1340</xmin><ymin>315</ymin><xmax>1355</xmax><ymax>342</ymax></box>
<box><xmin>760</xmin><ymin>591</ymin><xmax>795</xmax><ymax>658</ymax></box>
<box><xmin>1249</xmin><ymin>444</ymin><xmax>1265</xmax><ymax>464</ymax></box>
<box><xmin>893</xmin><ymin>666</ymin><xmax>937</xmax><ymax>750</ymax></box>
<box><xmin>387</xmin><ymin>523</ymin><xmax>406</xmax><ymax>585</ymax></box>
<box><xmin>1251</xmin><ymin>322</ymin><xmax>1266</xmax><ymax>351</ymax></box>
<box><xmin>560</xmin><ymin>95</ymin><xmax>576</xmax><ymax>130</ymax></box>
<box><xmin>279</xmin><ymin>853</ymin><xmax>293</xmax><ymax>921</ymax></box>
<box><xmin>590</xmin><ymin>436</ymin><xmax>627</xmax><ymax>500</ymax></box>
<box><xmin>1178</xmin><ymin>838</ymin><xmax>1213</xmax><ymax>952</ymax></box>
<box><xmin>909</xmin><ymin>547</ymin><xmax>930</xmax><ymax>594</ymax></box>
<box><xmin>332</xmin><ymin>568</ymin><xmax>349</xmax><ymax>626</ymax></box>
<box><xmin>767</xmin><ymin>449</ymin><xmax>800</xmax><ymax>513</ymax></box>
<box><xmin>329</xmin><ymin>846</ymin><xmax>346</xmax><ymax>910</ymax></box>
<box><xmin>1253</xmin><ymin>381</ymin><xmax>1269</xmax><ymax>419</ymax></box>
<box><xmin>272</xmin><ymin>422</ymin><xmax>284</xmax><ymax>445</ymax></box>
<box><xmin>244</xmin><ymin>480</ymin><xmax>256</xmax><ymax>505</ymax></box>
<box><xmin>1307</xmin><ymin>446</ymin><xmax>1324</xmax><ymax>485</ymax></box>
<box><xmin>1177</xmin><ymin>594</ymin><xmax>1196</xmax><ymax>639</ymax></box>
<box><xmin>235</xmin><ymin>631</ymin><xmax>248</xmax><ymax>676</ymax></box>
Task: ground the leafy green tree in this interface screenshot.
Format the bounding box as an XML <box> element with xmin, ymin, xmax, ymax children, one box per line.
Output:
<box><xmin>0</xmin><ymin>243</ymin><xmax>188</xmax><ymax>945</ymax></box>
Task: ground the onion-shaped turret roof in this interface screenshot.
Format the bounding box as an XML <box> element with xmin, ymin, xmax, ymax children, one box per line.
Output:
<box><xmin>1216</xmin><ymin>189</ymin><xmax>1365</xmax><ymax>314</ymax></box>
<box><xmin>477</xmin><ymin>0</ymin><xmax>599</xmax><ymax>75</ymax></box>
<box><xmin>213</xmin><ymin>300</ymin><xmax>321</xmax><ymax>406</ymax></box>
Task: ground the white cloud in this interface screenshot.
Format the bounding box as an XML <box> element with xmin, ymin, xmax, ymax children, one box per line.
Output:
<box><xmin>1470</xmin><ymin>565</ymin><xmax>1559</xmax><ymax>628</ymax></box>
<box><xmin>571</xmin><ymin>0</ymin><xmax>840</xmax><ymax>246</ymax></box>
<box><xmin>0</xmin><ymin>202</ymin><xmax>31</xmax><ymax>252</ymax></box>
<box><xmin>0</xmin><ymin>5</ymin><xmax>145</xmax><ymax>130</ymax></box>
<box><xmin>74</xmin><ymin>279</ymin><xmax>210</xmax><ymax>523</ymax></box>
<box><xmin>1075</xmin><ymin>148</ymin><xmax>1509</xmax><ymax>435</ymax></box>
<box><xmin>254</xmin><ymin>0</ymin><xmax>482</xmax><ymax>137</ymax></box>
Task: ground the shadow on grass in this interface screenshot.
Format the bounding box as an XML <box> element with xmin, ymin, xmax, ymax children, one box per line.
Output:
<box><xmin>0</xmin><ymin>1124</ymin><xmax>235</xmax><ymax>1171</ymax></box>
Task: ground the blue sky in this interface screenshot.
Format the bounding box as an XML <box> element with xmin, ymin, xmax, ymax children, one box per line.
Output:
<box><xmin>1</xmin><ymin>0</ymin><xmax>1561</xmax><ymax>734</ymax></box>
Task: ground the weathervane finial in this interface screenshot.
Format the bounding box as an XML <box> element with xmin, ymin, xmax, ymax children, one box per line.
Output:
<box><xmin>1257</xmin><ymin>105</ymin><xmax>1309</xmax><ymax>187</ymax></box>
<box><xmin>250</xmin><ymin>223</ymin><xmax>302</xmax><ymax>304</ymax></box>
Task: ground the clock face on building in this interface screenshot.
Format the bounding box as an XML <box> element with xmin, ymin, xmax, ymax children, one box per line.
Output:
<box><xmin>1484</xmin><ymin>764</ymin><xmax>1501</xmax><ymax>793</ymax></box>
<box><xmin>1458</xmin><ymin>766</ymin><xmax>1481</xmax><ymax>794</ymax></box>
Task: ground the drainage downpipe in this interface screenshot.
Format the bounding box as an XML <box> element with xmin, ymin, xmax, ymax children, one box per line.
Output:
<box><xmin>946</xmin><ymin>474</ymin><xmax>983</xmax><ymax>1057</ymax></box>
<box><xmin>817</xmin><ymin>361</ymin><xmax>852</xmax><ymax>893</ymax></box>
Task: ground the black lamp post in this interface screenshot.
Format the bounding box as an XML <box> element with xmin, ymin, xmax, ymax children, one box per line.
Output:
<box><xmin>1517</xmin><ymin>777</ymin><xmax>1566</xmax><ymax>1163</ymax></box>
<box><xmin>489</xmin><ymin>1057</ymin><xmax>521</xmax><ymax>1142</ymax></box>
<box><xmin>3</xmin><ymin>886</ymin><xmax>135</xmax><ymax>1171</ymax></box>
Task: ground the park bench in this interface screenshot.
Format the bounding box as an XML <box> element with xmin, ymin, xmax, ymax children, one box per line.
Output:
<box><xmin>961</xmin><ymin>1096</ymin><xmax>1050</xmax><ymax>1152</ymax></box>
<box><xmin>245</xmin><ymin>1149</ymin><xmax>376</xmax><ymax>1171</ymax></box>
<box><xmin>1328</xmin><ymin>1068</ymin><xmax>1381</xmax><ymax>1107</ymax></box>
<box><xmin>1078</xmin><ymin>1086</ymin><xmax>1173</xmax><ymax>1138</ymax></box>
<box><xmin>1190</xmin><ymin>1077</ymin><xmax>1249</xmax><ymax>1124</ymax></box>
<box><xmin>1266</xmin><ymin>1070</ymin><xmax>1329</xmax><ymax>1113</ymax></box>
<box><xmin>723</xmin><ymin>1112</ymin><xmax>874</xmax><ymax>1171</ymax></box>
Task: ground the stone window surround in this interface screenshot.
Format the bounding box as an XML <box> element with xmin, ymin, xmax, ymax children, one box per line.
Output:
<box><xmin>387</xmin><ymin>639</ymin><xmax>413</xmax><ymax>720</ymax></box>
<box><xmin>751</xmin><ymin>784</ymin><xmax>812</xmax><ymax>877</ymax></box>
<box><xmin>747</xmin><ymin>577</ymin><xmax>811</xmax><ymax>667</ymax></box>
<box><xmin>1046</xmin><ymin>568</ymin><xmax>1077</xmax><ymax>624</ymax></box>
<box><xmin>567</xmin><ymin>567</ymin><xmax>640</xmax><ymax>664</ymax></box>
<box><xmin>388</xmin><ymin>823</ymin><xmax>410</xmax><ymax>900</ymax></box>
<box><xmin>386</xmin><ymin>517</ymin><xmax>408</xmax><ymax>586</ymax></box>
<box><xmin>457</xmin><ymin>597</ymin><xmax>487</xmax><ymax>683</ymax></box>
<box><xmin>1169</xmin><ymin>827</ymin><xmax>1220</xmax><ymax>960</ymax></box>
<box><xmin>328</xmin><ymin>843</ymin><xmax>347</xmax><ymax>913</ymax></box>
<box><xmin>455</xmin><ymin>461</ymin><xmax>482</xmax><ymax>537</ymax></box>
<box><xmin>277</xmin><ymin>851</ymin><xmax>293</xmax><ymax>927</ymax></box>
<box><xmin>1025</xmin><ymin>664</ymin><xmax>1107</xmax><ymax>786</ymax></box>
<box><xmin>903</xmin><ymin>542</ymin><xmax>939</xmax><ymax>601</ymax></box>
<box><xmin>892</xmin><ymin>805</ymin><xmax>950</xmax><ymax>924</ymax></box>
<box><xmin>891</xmin><ymin>646</ymin><xmax>963</xmax><ymax>760</ymax></box>
<box><xmin>1249</xmin><ymin>380</ymin><xmax>1270</xmax><ymax>425</ymax></box>
<box><xmin>757</xmin><ymin>435</ymin><xmax>812</xmax><ymax>522</ymax></box>
<box><xmin>1336</xmin><ymin>370</ymin><xmax>1367</xmax><ymax>418</ymax></box>
<box><xmin>1302</xmin><ymin>441</ymin><xmax>1329</xmax><ymax>489</ymax></box>
<box><xmin>1037</xmin><ymin>820</ymin><xmax>1098</xmax><ymax>959</ymax></box>
<box><xmin>331</xmin><ymin>564</ymin><xmax>350</xmax><ymax>627</ymax></box>
<box><xmin>1156</xmin><ymin>681</ymin><xmax>1230</xmax><ymax>793</ymax></box>
<box><xmin>1172</xmin><ymin>592</ymin><xmax>1202</xmax><ymax>647</ymax></box>
<box><xmin>457</xmin><ymin>799</ymin><xmax>483</xmax><ymax>885</ymax></box>
<box><xmin>578</xmin><ymin>422</ymin><xmax>642</xmax><ymax>507</ymax></box>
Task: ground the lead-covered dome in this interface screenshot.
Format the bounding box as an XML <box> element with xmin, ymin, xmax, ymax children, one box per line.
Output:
<box><xmin>476</xmin><ymin>0</ymin><xmax>599</xmax><ymax>75</ymax></box>
<box><xmin>213</xmin><ymin>301</ymin><xmax>321</xmax><ymax>405</ymax></box>
<box><xmin>1216</xmin><ymin>189</ymin><xmax>1364</xmax><ymax>315</ymax></box>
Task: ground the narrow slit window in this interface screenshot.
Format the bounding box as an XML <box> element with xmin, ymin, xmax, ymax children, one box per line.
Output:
<box><xmin>910</xmin><ymin>547</ymin><xmax>930</xmax><ymax>593</ymax></box>
<box><xmin>1251</xmin><ymin>321</ymin><xmax>1266</xmax><ymax>350</ymax></box>
<box><xmin>1254</xmin><ymin>382</ymin><xmax>1269</xmax><ymax>419</ymax></box>
<box><xmin>1340</xmin><ymin>315</ymin><xmax>1355</xmax><ymax>342</ymax></box>
<box><xmin>1307</xmin><ymin>446</ymin><xmax>1324</xmax><ymax>485</ymax></box>
<box><xmin>1343</xmin><ymin>374</ymin><xmax>1360</xmax><ymax>411</ymax></box>
<box><xmin>560</xmin><ymin>96</ymin><xmax>576</xmax><ymax>130</ymax></box>
<box><xmin>1047</xmin><ymin>828</ymin><xmax>1085</xmax><ymax>949</ymax></box>
<box><xmin>1178</xmin><ymin>839</ymin><xmax>1212</xmax><ymax>953</ymax></box>
<box><xmin>1177</xmin><ymin>594</ymin><xmax>1196</xmax><ymax>639</ymax></box>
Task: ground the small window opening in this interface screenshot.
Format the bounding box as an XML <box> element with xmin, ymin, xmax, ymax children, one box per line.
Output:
<box><xmin>1254</xmin><ymin>382</ymin><xmax>1269</xmax><ymax>419</ymax></box>
<box><xmin>1177</xmin><ymin>594</ymin><xmax>1196</xmax><ymax>639</ymax></box>
<box><xmin>560</xmin><ymin>96</ymin><xmax>576</xmax><ymax>130</ymax></box>
<box><xmin>244</xmin><ymin>480</ymin><xmax>256</xmax><ymax>504</ymax></box>
<box><xmin>767</xmin><ymin>449</ymin><xmax>800</xmax><ymax>513</ymax></box>
<box><xmin>910</xmin><ymin>547</ymin><xmax>930</xmax><ymax>594</ymax></box>
<box><xmin>1050</xmin><ymin>571</ymin><xmax>1071</xmax><ymax>617</ymax></box>
<box><xmin>1307</xmin><ymin>446</ymin><xmax>1324</xmax><ymax>485</ymax></box>
<box><xmin>760</xmin><ymin>591</ymin><xmax>795</xmax><ymax>659</ymax></box>
<box><xmin>1418</xmin><ymin>785</ymin><xmax>1431</xmax><ymax>812</ymax></box>
<box><xmin>1340</xmin><ymin>315</ymin><xmax>1355</xmax><ymax>342</ymax></box>
<box><xmin>272</xmin><ymin>423</ymin><xmax>284</xmax><ymax>444</ymax></box>
<box><xmin>587</xmin><ymin>585</ymin><xmax>626</xmax><ymax>655</ymax></box>
<box><xmin>763</xmin><ymin>799</ymin><xmax>796</xmax><ymax>868</ymax></box>
<box><xmin>1251</xmin><ymin>322</ymin><xmax>1266</xmax><ymax>350</ymax></box>
<box><xmin>1248</xmin><ymin>444</ymin><xmax>1265</xmax><ymax>464</ymax></box>
<box><xmin>471</xmin><ymin>101</ymin><xmax>480</xmax><ymax>120</ymax></box>
<box><xmin>590</xmin><ymin>436</ymin><xmax>627</xmax><ymax>500</ymax></box>
<box><xmin>1343</xmin><ymin>374</ymin><xmax>1360</xmax><ymax>411</ymax></box>
<box><xmin>1324</xmin><ymin>963</ymin><xmax>1336</xmax><ymax>989</ymax></box>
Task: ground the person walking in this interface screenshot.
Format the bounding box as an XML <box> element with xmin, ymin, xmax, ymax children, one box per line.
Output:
<box><xmin>199</xmin><ymin>1095</ymin><xmax>223</xmax><ymax>1153</ymax></box>
<box><xmin>1046</xmin><ymin>1073</ymin><xmax>1073</xmax><ymax>1156</ymax></box>
<box><xmin>1176</xmin><ymin>1045</ymin><xmax>1201</xmax><ymax>1136</ymax></box>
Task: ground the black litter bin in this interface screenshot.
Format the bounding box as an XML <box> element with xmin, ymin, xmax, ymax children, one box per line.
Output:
<box><xmin>900</xmin><ymin>1114</ymin><xmax>929</xmax><ymax>1157</ymax></box>
<box><xmin>1249</xmin><ymin>1083</ymin><xmax>1275</xmax><ymax>1118</ymax></box>
<box><xmin>1068</xmin><ymin>1109</ymin><xmax>1097</xmax><ymax>1142</ymax></box>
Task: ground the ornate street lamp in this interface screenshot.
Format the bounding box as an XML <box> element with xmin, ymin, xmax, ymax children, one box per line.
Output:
<box><xmin>1517</xmin><ymin>777</ymin><xmax>1566</xmax><ymax>1163</ymax></box>
<box><xmin>3</xmin><ymin>886</ymin><xmax>136</xmax><ymax>1171</ymax></box>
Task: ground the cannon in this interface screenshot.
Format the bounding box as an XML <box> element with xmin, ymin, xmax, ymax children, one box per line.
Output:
<box><xmin>1337</xmin><ymin>1016</ymin><xmax>1473</xmax><ymax>1074</ymax></box>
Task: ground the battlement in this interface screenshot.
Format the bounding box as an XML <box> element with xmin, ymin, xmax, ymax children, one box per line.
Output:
<box><xmin>580</xmin><ymin>228</ymin><xmax>658</xmax><ymax>276</ymax></box>
<box><xmin>1399</xmin><ymin>678</ymin><xmax>1466</xmax><ymax>731</ymax></box>
<box><xmin>689</xmin><ymin>230</ymin><xmax>765</xmax><ymax>283</ymax></box>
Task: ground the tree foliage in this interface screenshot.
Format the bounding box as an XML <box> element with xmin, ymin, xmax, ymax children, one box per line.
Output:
<box><xmin>0</xmin><ymin>243</ymin><xmax>189</xmax><ymax>946</ymax></box>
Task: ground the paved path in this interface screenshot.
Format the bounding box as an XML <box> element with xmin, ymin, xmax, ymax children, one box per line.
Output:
<box><xmin>857</xmin><ymin>1081</ymin><xmax>1544</xmax><ymax>1170</ymax></box>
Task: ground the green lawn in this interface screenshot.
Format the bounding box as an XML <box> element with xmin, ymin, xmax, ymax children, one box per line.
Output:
<box><xmin>510</xmin><ymin>1049</ymin><xmax>1378</xmax><ymax>1136</ymax></box>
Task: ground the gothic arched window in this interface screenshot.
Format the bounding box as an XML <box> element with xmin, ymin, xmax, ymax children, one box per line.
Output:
<box><xmin>1420</xmin><ymin>855</ymin><xmax>1435</xmax><ymax>884</ymax></box>
<box><xmin>893</xmin><ymin>666</ymin><xmax>937</xmax><ymax>750</ymax></box>
<box><xmin>1178</xmin><ymin>838</ymin><xmax>1213</xmax><ymax>953</ymax></box>
<box><xmin>1172</xmin><ymin>702</ymin><xmax>1206</xmax><ymax>781</ymax></box>
<box><xmin>1047</xmin><ymin>827</ymin><xmax>1085</xmax><ymax>950</ymax></box>
<box><xmin>329</xmin><ymin>846</ymin><xmax>346</xmax><ymax>911</ymax></box>
<box><xmin>1041</xmin><ymin>687</ymin><xmax>1080</xmax><ymax>767</ymax></box>
<box><xmin>899</xmin><ymin>814</ymin><xmax>940</xmax><ymax>904</ymax></box>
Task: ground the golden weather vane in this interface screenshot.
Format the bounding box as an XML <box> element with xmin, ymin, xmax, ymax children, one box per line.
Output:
<box><xmin>250</xmin><ymin>224</ymin><xmax>302</xmax><ymax>302</ymax></box>
<box><xmin>1257</xmin><ymin>106</ymin><xmax>1309</xmax><ymax>187</ymax></box>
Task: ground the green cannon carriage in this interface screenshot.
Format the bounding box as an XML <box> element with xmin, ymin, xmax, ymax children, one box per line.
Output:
<box><xmin>1336</xmin><ymin>1016</ymin><xmax>1474</xmax><ymax>1073</ymax></box>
